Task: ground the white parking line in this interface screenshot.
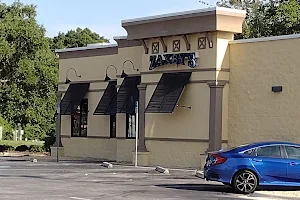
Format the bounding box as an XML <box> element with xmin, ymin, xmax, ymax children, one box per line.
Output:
<box><xmin>237</xmin><ymin>195</ymin><xmax>284</xmax><ymax>200</ymax></box>
<box><xmin>69</xmin><ymin>197</ymin><xmax>91</xmax><ymax>200</ymax></box>
<box><xmin>0</xmin><ymin>166</ymin><xmax>11</xmax><ymax>168</ymax></box>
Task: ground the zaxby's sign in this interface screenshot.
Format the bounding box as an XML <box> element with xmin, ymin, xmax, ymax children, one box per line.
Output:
<box><xmin>149</xmin><ymin>52</ymin><xmax>197</xmax><ymax>70</ymax></box>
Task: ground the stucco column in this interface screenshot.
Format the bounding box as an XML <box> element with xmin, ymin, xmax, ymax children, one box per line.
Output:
<box><xmin>137</xmin><ymin>84</ymin><xmax>148</xmax><ymax>152</ymax></box>
<box><xmin>207</xmin><ymin>81</ymin><xmax>226</xmax><ymax>152</ymax></box>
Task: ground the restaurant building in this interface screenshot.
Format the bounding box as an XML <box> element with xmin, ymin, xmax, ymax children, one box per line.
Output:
<box><xmin>54</xmin><ymin>7</ymin><xmax>300</xmax><ymax>169</ymax></box>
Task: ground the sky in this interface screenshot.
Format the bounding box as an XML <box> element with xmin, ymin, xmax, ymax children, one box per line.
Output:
<box><xmin>2</xmin><ymin>0</ymin><xmax>217</xmax><ymax>43</ymax></box>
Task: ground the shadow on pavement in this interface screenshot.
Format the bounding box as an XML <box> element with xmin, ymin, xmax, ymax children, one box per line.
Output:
<box><xmin>156</xmin><ymin>183</ymin><xmax>300</xmax><ymax>194</ymax></box>
<box><xmin>258</xmin><ymin>185</ymin><xmax>300</xmax><ymax>191</ymax></box>
<box><xmin>155</xmin><ymin>184</ymin><xmax>236</xmax><ymax>194</ymax></box>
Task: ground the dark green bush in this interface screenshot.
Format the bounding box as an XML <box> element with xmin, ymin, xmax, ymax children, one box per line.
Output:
<box><xmin>15</xmin><ymin>145</ymin><xmax>29</xmax><ymax>152</ymax></box>
<box><xmin>24</xmin><ymin>124</ymin><xmax>46</xmax><ymax>141</ymax></box>
<box><xmin>43</xmin><ymin>135</ymin><xmax>55</xmax><ymax>152</ymax></box>
<box><xmin>5</xmin><ymin>145</ymin><xmax>15</xmax><ymax>151</ymax></box>
<box><xmin>0</xmin><ymin>145</ymin><xmax>15</xmax><ymax>151</ymax></box>
<box><xmin>29</xmin><ymin>145</ymin><xmax>44</xmax><ymax>152</ymax></box>
<box><xmin>0</xmin><ymin>115</ymin><xmax>13</xmax><ymax>140</ymax></box>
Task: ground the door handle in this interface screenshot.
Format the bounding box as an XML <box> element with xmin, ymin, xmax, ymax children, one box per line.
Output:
<box><xmin>253</xmin><ymin>158</ymin><xmax>262</xmax><ymax>162</ymax></box>
<box><xmin>290</xmin><ymin>162</ymin><xmax>299</xmax><ymax>166</ymax></box>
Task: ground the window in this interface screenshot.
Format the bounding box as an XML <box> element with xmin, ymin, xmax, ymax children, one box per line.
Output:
<box><xmin>110</xmin><ymin>115</ymin><xmax>116</xmax><ymax>138</ymax></box>
<box><xmin>256</xmin><ymin>145</ymin><xmax>281</xmax><ymax>158</ymax></box>
<box><xmin>126</xmin><ymin>113</ymin><xmax>136</xmax><ymax>139</ymax></box>
<box><xmin>71</xmin><ymin>99</ymin><xmax>88</xmax><ymax>137</ymax></box>
<box><xmin>285</xmin><ymin>146</ymin><xmax>300</xmax><ymax>160</ymax></box>
<box><xmin>243</xmin><ymin>149</ymin><xmax>256</xmax><ymax>156</ymax></box>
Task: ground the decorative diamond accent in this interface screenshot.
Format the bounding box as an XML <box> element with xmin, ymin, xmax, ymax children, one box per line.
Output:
<box><xmin>198</xmin><ymin>37</ymin><xmax>206</xmax><ymax>49</ymax></box>
<box><xmin>173</xmin><ymin>40</ymin><xmax>180</xmax><ymax>52</ymax></box>
<box><xmin>152</xmin><ymin>42</ymin><xmax>159</xmax><ymax>54</ymax></box>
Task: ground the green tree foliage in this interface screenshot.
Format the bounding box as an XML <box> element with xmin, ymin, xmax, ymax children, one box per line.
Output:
<box><xmin>0</xmin><ymin>1</ymin><xmax>58</xmax><ymax>140</ymax></box>
<box><xmin>49</xmin><ymin>27</ymin><xmax>110</xmax><ymax>50</ymax></box>
<box><xmin>0</xmin><ymin>1</ymin><xmax>110</xmax><ymax>141</ymax></box>
<box><xmin>273</xmin><ymin>0</ymin><xmax>300</xmax><ymax>35</ymax></box>
<box><xmin>0</xmin><ymin>115</ymin><xmax>13</xmax><ymax>140</ymax></box>
<box><xmin>216</xmin><ymin>0</ymin><xmax>300</xmax><ymax>39</ymax></box>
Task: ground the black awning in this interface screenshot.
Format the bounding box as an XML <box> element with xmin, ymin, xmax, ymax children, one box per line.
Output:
<box><xmin>145</xmin><ymin>72</ymin><xmax>191</xmax><ymax>113</ymax></box>
<box><xmin>117</xmin><ymin>76</ymin><xmax>141</xmax><ymax>114</ymax></box>
<box><xmin>93</xmin><ymin>81</ymin><xmax>117</xmax><ymax>115</ymax></box>
<box><xmin>60</xmin><ymin>83</ymin><xmax>90</xmax><ymax>115</ymax></box>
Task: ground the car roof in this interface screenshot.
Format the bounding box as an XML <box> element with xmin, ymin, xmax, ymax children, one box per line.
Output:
<box><xmin>231</xmin><ymin>141</ymin><xmax>300</xmax><ymax>152</ymax></box>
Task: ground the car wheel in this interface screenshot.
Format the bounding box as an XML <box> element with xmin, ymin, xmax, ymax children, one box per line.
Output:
<box><xmin>233</xmin><ymin>170</ymin><xmax>258</xmax><ymax>194</ymax></box>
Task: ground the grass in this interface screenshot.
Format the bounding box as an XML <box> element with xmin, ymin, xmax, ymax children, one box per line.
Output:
<box><xmin>0</xmin><ymin>140</ymin><xmax>44</xmax><ymax>147</ymax></box>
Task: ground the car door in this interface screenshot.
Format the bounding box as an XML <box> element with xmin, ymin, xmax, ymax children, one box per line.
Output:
<box><xmin>250</xmin><ymin>145</ymin><xmax>287</xmax><ymax>185</ymax></box>
<box><xmin>284</xmin><ymin>145</ymin><xmax>300</xmax><ymax>185</ymax></box>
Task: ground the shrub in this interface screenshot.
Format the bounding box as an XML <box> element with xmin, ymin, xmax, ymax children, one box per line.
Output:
<box><xmin>0</xmin><ymin>144</ymin><xmax>15</xmax><ymax>152</ymax></box>
<box><xmin>5</xmin><ymin>145</ymin><xmax>15</xmax><ymax>151</ymax></box>
<box><xmin>24</xmin><ymin>124</ymin><xmax>46</xmax><ymax>141</ymax></box>
<box><xmin>29</xmin><ymin>145</ymin><xmax>44</xmax><ymax>153</ymax></box>
<box><xmin>43</xmin><ymin>135</ymin><xmax>55</xmax><ymax>152</ymax></box>
<box><xmin>15</xmin><ymin>145</ymin><xmax>29</xmax><ymax>152</ymax></box>
<box><xmin>0</xmin><ymin>115</ymin><xmax>13</xmax><ymax>140</ymax></box>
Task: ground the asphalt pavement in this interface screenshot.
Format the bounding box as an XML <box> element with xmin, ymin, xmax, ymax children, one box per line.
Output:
<box><xmin>0</xmin><ymin>157</ymin><xmax>298</xmax><ymax>200</ymax></box>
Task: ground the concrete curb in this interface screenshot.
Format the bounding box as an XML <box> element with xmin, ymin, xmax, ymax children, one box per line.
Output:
<box><xmin>101</xmin><ymin>162</ymin><xmax>113</xmax><ymax>168</ymax></box>
<box><xmin>155</xmin><ymin>166</ymin><xmax>170</xmax><ymax>175</ymax></box>
<box><xmin>195</xmin><ymin>170</ymin><xmax>204</xmax><ymax>179</ymax></box>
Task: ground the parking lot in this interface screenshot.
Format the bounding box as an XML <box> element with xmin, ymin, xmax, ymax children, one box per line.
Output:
<box><xmin>0</xmin><ymin>157</ymin><xmax>298</xmax><ymax>200</ymax></box>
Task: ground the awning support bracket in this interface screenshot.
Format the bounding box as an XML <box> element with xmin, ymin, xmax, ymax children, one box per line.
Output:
<box><xmin>204</xmin><ymin>32</ymin><xmax>213</xmax><ymax>48</ymax></box>
<box><xmin>182</xmin><ymin>34</ymin><xmax>191</xmax><ymax>51</ymax></box>
<box><xmin>140</xmin><ymin>39</ymin><xmax>149</xmax><ymax>54</ymax></box>
<box><xmin>159</xmin><ymin>37</ymin><xmax>167</xmax><ymax>52</ymax></box>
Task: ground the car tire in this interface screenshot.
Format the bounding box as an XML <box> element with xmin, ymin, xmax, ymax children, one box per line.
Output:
<box><xmin>232</xmin><ymin>170</ymin><xmax>258</xmax><ymax>194</ymax></box>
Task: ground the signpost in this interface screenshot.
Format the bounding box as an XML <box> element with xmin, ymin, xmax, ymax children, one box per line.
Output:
<box><xmin>135</xmin><ymin>101</ymin><xmax>139</xmax><ymax>167</ymax></box>
<box><xmin>56</xmin><ymin>98</ymin><xmax>61</xmax><ymax>162</ymax></box>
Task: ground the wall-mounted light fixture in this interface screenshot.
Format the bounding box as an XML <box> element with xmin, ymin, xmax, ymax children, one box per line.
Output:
<box><xmin>65</xmin><ymin>68</ymin><xmax>81</xmax><ymax>84</ymax></box>
<box><xmin>104</xmin><ymin>65</ymin><xmax>118</xmax><ymax>81</ymax></box>
<box><xmin>272</xmin><ymin>86</ymin><xmax>282</xmax><ymax>93</ymax></box>
<box><xmin>121</xmin><ymin>60</ymin><xmax>139</xmax><ymax>78</ymax></box>
<box><xmin>176</xmin><ymin>105</ymin><xmax>192</xmax><ymax>109</ymax></box>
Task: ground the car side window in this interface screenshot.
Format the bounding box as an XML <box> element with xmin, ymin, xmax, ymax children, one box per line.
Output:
<box><xmin>285</xmin><ymin>146</ymin><xmax>300</xmax><ymax>160</ymax></box>
<box><xmin>256</xmin><ymin>145</ymin><xmax>281</xmax><ymax>158</ymax></box>
<box><xmin>243</xmin><ymin>149</ymin><xmax>256</xmax><ymax>156</ymax></box>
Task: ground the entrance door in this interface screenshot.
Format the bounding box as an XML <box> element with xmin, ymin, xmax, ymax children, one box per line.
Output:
<box><xmin>250</xmin><ymin>145</ymin><xmax>286</xmax><ymax>185</ymax></box>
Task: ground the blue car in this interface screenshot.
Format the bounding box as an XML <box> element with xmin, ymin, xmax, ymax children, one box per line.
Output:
<box><xmin>204</xmin><ymin>141</ymin><xmax>300</xmax><ymax>194</ymax></box>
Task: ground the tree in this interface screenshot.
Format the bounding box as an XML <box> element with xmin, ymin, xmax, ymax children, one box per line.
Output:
<box><xmin>49</xmin><ymin>27</ymin><xmax>110</xmax><ymax>50</ymax></box>
<box><xmin>216</xmin><ymin>0</ymin><xmax>300</xmax><ymax>39</ymax></box>
<box><xmin>272</xmin><ymin>0</ymin><xmax>300</xmax><ymax>35</ymax></box>
<box><xmin>217</xmin><ymin>0</ymin><xmax>271</xmax><ymax>39</ymax></box>
<box><xmin>0</xmin><ymin>1</ymin><xmax>58</xmax><ymax>140</ymax></box>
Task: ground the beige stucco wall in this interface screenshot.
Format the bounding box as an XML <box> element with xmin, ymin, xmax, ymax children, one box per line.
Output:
<box><xmin>146</xmin><ymin>140</ymin><xmax>208</xmax><ymax>168</ymax></box>
<box><xmin>145</xmin><ymin>83</ymin><xmax>210</xmax><ymax>140</ymax></box>
<box><xmin>228</xmin><ymin>37</ymin><xmax>300</xmax><ymax>147</ymax></box>
<box><xmin>62</xmin><ymin>138</ymin><xmax>117</xmax><ymax>160</ymax></box>
<box><xmin>116</xmin><ymin>139</ymin><xmax>135</xmax><ymax>162</ymax></box>
<box><xmin>216</xmin><ymin>32</ymin><xmax>233</xmax><ymax>70</ymax></box>
<box><xmin>59</xmin><ymin>54</ymin><xmax>118</xmax><ymax>83</ymax></box>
